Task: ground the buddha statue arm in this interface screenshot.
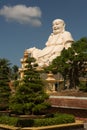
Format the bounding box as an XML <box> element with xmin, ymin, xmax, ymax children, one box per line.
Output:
<box><xmin>45</xmin><ymin>33</ymin><xmax>53</xmax><ymax>46</ymax></box>
<box><xmin>62</xmin><ymin>31</ymin><xmax>74</xmax><ymax>49</ymax></box>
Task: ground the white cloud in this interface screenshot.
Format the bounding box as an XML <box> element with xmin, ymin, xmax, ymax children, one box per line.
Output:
<box><xmin>0</xmin><ymin>5</ymin><xmax>42</xmax><ymax>26</ymax></box>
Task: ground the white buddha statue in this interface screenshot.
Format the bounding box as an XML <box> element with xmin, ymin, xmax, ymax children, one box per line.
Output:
<box><xmin>27</xmin><ymin>19</ymin><xmax>74</xmax><ymax>67</ymax></box>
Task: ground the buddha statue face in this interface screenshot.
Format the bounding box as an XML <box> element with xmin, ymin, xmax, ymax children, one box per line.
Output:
<box><xmin>52</xmin><ymin>19</ymin><xmax>65</xmax><ymax>35</ymax></box>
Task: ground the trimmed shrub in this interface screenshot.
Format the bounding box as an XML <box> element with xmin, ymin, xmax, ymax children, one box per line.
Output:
<box><xmin>0</xmin><ymin>116</ymin><xmax>18</xmax><ymax>126</ymax></box>
<box><xmin>33</xmin><ymin>113</ymin><xmax>75</xmax><ymax>127</ymax></box>
<box><xmin>0</xmin><ymin>113</ymin><xmax>75</xmax><ymax>127</ymax></box>
<box><xmin>17</xmin><ymin>119</ymin><xmax>34</xmax><ymax>127</ymax></box>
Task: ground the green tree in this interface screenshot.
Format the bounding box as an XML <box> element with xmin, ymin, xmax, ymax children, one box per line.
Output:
<box><xmin>9</xmin><ymin>57</ymin><xmax>50</xmax><ymax>115</ymax></box>
<box><xmin>11</xmin><ymin>65</ymin><xmax>19</xmax><ymax>80</ymax></box>
<box><xmin>0</xmin><ymin>58</ymin><xmax>11</xmax><ymax>110</ymax></box>
<box><xmin>45</xmin><ymin>37</ymin><xmax>87</xmax><ymax>89</ymax></box>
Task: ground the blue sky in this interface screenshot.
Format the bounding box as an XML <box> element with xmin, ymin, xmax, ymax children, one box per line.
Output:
<box><xmin>0</xmin><ymin>0</ymin><xmax>87</xmax><ymax>67</ymax></box>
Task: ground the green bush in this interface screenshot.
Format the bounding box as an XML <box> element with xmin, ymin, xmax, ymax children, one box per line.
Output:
<box><xmin>32</xmin><ymin>102</ymin><xmax>51</xmax><ymax>115</ymax></box>
<box><xmin>33</xmin><ymin>113</ymin><xmax>75</xmax><ymax>127</ymax></box>
<box><xmin>0</xmin><ymin>113</ymin><xmax>75</xmax><ymax>127</ymax></box>
<box><xmin>0</xmin><ymin>116</ymin><xmax>18</xmax><ymax>126</ymax></box>
<box><xmin>17</xmin><ymin>119</ymin><xmax>34</xmax><ymax>127</ymax></box>
<box><xmin>79</xmin><ymin>81</ymin><xmax>87</xmax><ymax>92</ymax></box>
<box><xmin>54</xmin><ymin>113</ymin><xmax>75</xmax><ymax>123</ymax></box>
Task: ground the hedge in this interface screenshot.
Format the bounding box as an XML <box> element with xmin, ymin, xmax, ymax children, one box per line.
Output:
<box><xmin>0</xmin><ymin>113</ymin><xmax>75</xmax><ymax>127</ymax></box>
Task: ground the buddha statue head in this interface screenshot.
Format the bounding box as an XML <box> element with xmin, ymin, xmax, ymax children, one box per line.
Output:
<box><xmin>52</xmin><ymin>19</ymin><xmax>65</xmax><ymax>35</ymax></box>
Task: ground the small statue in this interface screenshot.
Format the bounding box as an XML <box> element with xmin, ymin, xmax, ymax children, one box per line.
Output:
<box><xmin>27</xmin><ymin>19</ymin><xmax>74</xmax><ymax>67</ymax></box>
